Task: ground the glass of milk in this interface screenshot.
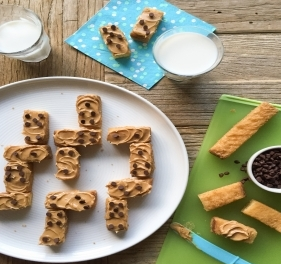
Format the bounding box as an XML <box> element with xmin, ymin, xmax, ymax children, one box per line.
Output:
<box><xmin>152</xmin><ymin>26</ymin><xmax>224</xmax><ymax>81</ymax></box>
<box><xmin>0</xmin><ymin>5</ymin><xmax>51</xmax><ymax>62</ymax></box>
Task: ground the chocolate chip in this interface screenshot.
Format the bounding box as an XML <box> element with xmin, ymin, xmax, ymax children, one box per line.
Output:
<box><xmin>37</xmin><ymin>121</ymin><xmax>43</xmax><ymax>127</ymax></box>
<box><xmin>68</xmin><ymin>150</ymin><xmax>74</xmax><ymax>156</ymax></box>
<box><xmin>13</xmin><ymin>152</ymin><xmax>19</xmax><ymax>157</ymax></box>
<box><xmin>5</xmin><ymin>166</ymin><xmax>11</xmax><ymax>171</ymax></box>
<box><xmin>109</xmin><ymin>201</ymin><xmax>115</xmax><ymax>207</ymax></box>
<box><xmin>124</xmin><ymin>191</ymin><xmax>130</xmax><ymax>196</ymax></box>
<box><xmin>50</xmin><ymin>203</ymin><xmax>57</xmax><ymax>208</ymax></box>
<box><xmin>84</xmin><ymin>205</ymin><xmax>90</xmax><ymax>210</ymax></box>
<box><xmin>38</xmin><ymin>113</ymin><xmax>44</xmax><ymax>119</ymax></box>
<box><xmin>90</xmin><ymin>131</ymin><xmax>96</xmax><ymax>136</ymax></box>
<box><xmin>143</xmin><ymin>25</ymin><xmax>148</xmax><ymax>31</ymax></box>
<box><xmin>112</xmin><ymin>133</ymin><xmax>119</xmax><ymax>139</ymax></box>
<box><xmin>59</xmin><ymin>149</ymin><xmax>64</xmax><ymax>155</ymax></box>
<box><xmin>135</xmin><ymin>185</ymin><xmax>142</xmax><ymax>190</ymax></box>
<box><xmin>25</xmin><ymin>113</ymin><xmax>31</xmax><ymax>119</ymax></box>
<box><xmin>56</xmin><ymin>220</ymin><xmax>62</xmax><ymax>226</ymax></box>
<box><xmin>90</xmin><ymin>138</ymin><xmax>97</xmax><ymax>143</ymax></box>
<box><xmin>108</xmin><ymin>224</ymin><xmax>114</xmax><ymax>230</ymax></box>
<box><xmin>107</xmin><ymin>38</ymin><xmax>112</xmax><ymax>44</ymax></box>
<box><xmin>111</xmin><ymin>181</ymin><xmax>117</xmax><ymax>187</ymax></box>
<box><xmin>144</xmin><ymin>170</ymin><xmax>149</xmax><ymax>176</ymax></box>
<box><xmin>17</xmin><ymin>165</ymin><xmax>23</xmax><ymax>170</ymax></box>
<box><xmin>134</xmin><ymin>133</ymin><xmax>140</xmax><ymax>138</ymax></box>
<box><xmin>118</xmin><ymin>224</ymin><xmax>124</xmax><ymax>230</ymax></box>
<box><xmin>85</xmin><ymin>102</ymin><xmax>91</xmax><ymax>108</ymax></box>
<box><xmin>47</xmin><ymin>221</ymin><xmax>53</xmax><ymax>227</ymax></box>
<box><xmin>30</xmin><ymin>152</ymin><xmax>37</xmax><ymax>157</ymax></box>
<box><xmin>46</xmin><ymin>212</ymin><xmax>52</xmax><ymax>217</ymax></box>
<box><xmin>139</xmin><ymin>19</ymin><xmax>144</xmax><ymax>25</ymax></box>
<box><xmin>149</xmin><ymin>12</ymin><xmax>154</xmax><ymax>18</ymax></box>
<box><xmin>109</xmin><ymin>32</ymin><xmax>115</xmax><ymax>37</ymax></box>
<box><xmin>11</xmin><ymin>199</ymin><xmax>18</xmax><ymax>205</ymax></box>
<box><xmin>133</xmin><ymin>163</ymin><xmax>138</xmax><ymax>168</ymax></box>
<box><xmin>62</xmin><ymin>169</ymin><xmax>69</xmax><ymax>175</ymax></box>
<box><xmin>131</xmin><ymin>170</ymin><xmax>137</xmax><ymax>175</ymax></box>
<box><xmin>42</xmin><ymin>237</ymin><xmax>49</xmax><ymax>242</ymax></box>
<box><xmin>116</xmin><ymin>44</ymin><xmax>121</xmax><ymax>49</ymax></box>
<box><xmin>81</xmin><ymin>120</ymin><xmax>86</xmax><ymax>124</ymax></box>
<box><xmin>89</xmin><ymin>119</ymin><xmax>95</xmax><ymax>125</ymax></box>
<box><xmin>234</xmin><ymin>160</ymin><xmax>240</xmax><ymax>164</ymax></box>
<box><xmin>111</xmin><ymin>24</ymin><xmax>116</xmax><ymax>30</ymax></box>
<box><xmin>54</xmin><ymin>238</ymin><xmax>60</xmax><ymax>244</ymax></box>
<box><xmin>118</xmin><ymin>212</ymin><xmax>124</xmax><ymax>217</ymax></box>
<box><xmin>117</xmin><ymin>34</ymin><xmax>123</xmax><ymax>40</ymax></box>
<box><xmin>36</xmin><ymin>135</ymin><xmax>42</xmax><ymax>140</ymax></box>
<box><xmin>224</xmin><ymin>171</ymin><xmax>230</xmax><ymax>175</ymax></box>
<box><xmin>25</xmin><ymin>136</ymin><xmax>31</xmax><ymax>141</ymax></box>
<box><xmin>145</xmin><ymin>30</ymin><xmax>150</xmax><ymax>36</ymax></box>
<box><xmin>109</xmin><ymin>212</ymin><xmax>115</xmax><ymax>218</ymax></box>
<box><xmin>5</xmin><ymin>176</ymin><xmax>11</xmax><ymax>182</ymax></box>
<box><xmin>138</xmin><ymin>150</ymin><xmax>143</xmax><ymax>155</ymax></box>
<box><xmin>50</xmin><ymin>195</ymin><xmax>56</xmax><ymax>200</ymax></box>
<box><xmin>75</xmin><ymin>195</ymin><xmax>81</xmax><ymax>200</ymax></box>
<box><xmin>113</xmin><ymin>207</ymin><xmax>119</xmax><ymax>212</ymax></box>
<box><xmin>219</xmin><ymin>173</ymin><xmax>224</xmax><ymax>177</ymax></box>
<box><xmin>118</xmin><ymin>202</ymin><xmax>124</xmax><ymax>208</ymax></box>
<box><xmin>102</xmin><ymin>27</ymin><xmax>108</xmax><ymax>33</ymax></box>
<box><xmin>57</xmin><ymin>212</ymin><xmax>63</xmax><ymax>217</ymax></box>
<box><xmin>79</xmin><ymin>112</ymin><xmax>84</xmax><ymax>116</ymax></box>
<box><xmin>90</xmin><ymin>111</ymin><xmax>96</xmax><ymax>116</ymax></box>
<box><xmin>25</xmin><ymin>122</ymin><xmax>31</xmax><ymax>127</ymax></box>
<box><xmin>118</xmin><ymin>185</ymin><xmax>124</xmax><ymax>190</ymax></box>
<box><xmin>32</xmin><ymin>118</ymin><xmax>38</xmax><ymax>123</ymax></box>
<box><xmin>5</xmin><ymin>171</ymin><xmax>11</xmax><ymax>176</ymax></box>
<box><xmin>20</xmin><ymin>177</ymin><xmax>26</xmax><ymax>183</ymax></box>
<box><xmin>77</xmin><ymin>131</ymin><xmax>84</xmax><ymax>137</ymax></box>
<box><xmin>78</xmin><ymin>139</ymin><xmax>85</xmax><ymax>144</ymax></box>
<box><xmin>145</xmin><ymin>162</ymin><xmax>151</xmax><ymax>168</ymax></box>
<box><xmin>79</xmin><ymin>200</ymin><xmax>86</xmax><ymax>204</ymax></box>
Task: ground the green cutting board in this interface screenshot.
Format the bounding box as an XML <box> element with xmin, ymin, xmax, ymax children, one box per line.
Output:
<box><xmin>156</xmin><ymin>94</ymin><xmax>281</xmax><ymax>264</ymax></box>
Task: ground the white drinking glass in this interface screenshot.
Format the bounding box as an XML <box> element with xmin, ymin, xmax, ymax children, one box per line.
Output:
<box><xmin>152</xmin><ymin>26</ymin><xmax>224</xmax><ymax>81</ymax></box>
<box><xmin>0</xmin><ymin>4</ymin><xmax>51</xmax><ymax>62</ymax></box>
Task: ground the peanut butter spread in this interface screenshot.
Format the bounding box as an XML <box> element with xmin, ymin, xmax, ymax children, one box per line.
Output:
<box><xmin>219</xmin><ymin>221</ymin><xmax>253</xmax><ymax>242</ymax></box>
<box><xmin>22</xmin><ymin>110</ymin><xmax>49</xmax><ymax>145</ymax></box>
<box><xmin>100</xmin><ymin>25</ymin><xmax>131</xmax><ymax>58</ymax></box>
<box><xmin>130</xmin><ymin>7</ymin><xmax>164</xmax><ymax>42</ymax></box>
<box><xmin>53</xmin><ymin>129</ymin><xmax>101</xmax><ymax>147</ymax></box>
<box><xmin>55</xmin><ymin>147</ymin><xmax>80</xmax><ymax>180</ymax></box>
<box><xmin>76</xmin><ymin>94</ymin><xmax>102</xmax><ymax>129</ymax></box>
<box><xmin>0</xmin><ymin>192</ymin><xmax>32</xmax><ymax>210</ymax></box>
<box><xmin>3</xmin><ymin>145</ymin><xmax>52</xmax><ymax>163</ymax></box>
<box><xmin>129</xmin><ymin>143</ymin><xmax>154</xmax><ymax>178</ymax></box>
<box><xmin>105</xmin><ymin>197</ymin><xmax>128</xmax><ymax>232</ymax></box>
<box><xmin>170</xmin><ymin>222</ymin><xmax>192</xmax><ymax>241</ymax></box>
<box><xmin>4</xmin><ymin>162</ymin><xmax>33</xmax><ymax>193</ymax></box>
<box><xmin>106</xmin><ymin>178</ymin><xmax>152</xmax><ymax>199</ymax></box>
<box><xmin>107</xmin><ymin>126</ymin><xmax>151</xmax><ymax>145</ymax></box>
<box><xmin>45</xmin><ymin>190</ymin><xmax>97</xmax><ymax>211</ymax></box>
<box><xmin>39</xmin><ymin>209</ymin><xmax>68</xmax><ymax>246</ymax></box>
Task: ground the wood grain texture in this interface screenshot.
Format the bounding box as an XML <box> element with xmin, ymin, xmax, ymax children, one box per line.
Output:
<box><xmin>1</xmin><ymin>0</ymin><xmax>281</xmax><ymax>263</ymax></box>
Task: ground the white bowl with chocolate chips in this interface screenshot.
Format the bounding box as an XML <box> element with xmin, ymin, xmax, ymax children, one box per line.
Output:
<box><xmin>247</xmin><ymin>145</ymin><xmax>281</xmax><ymax>193</ymax></box>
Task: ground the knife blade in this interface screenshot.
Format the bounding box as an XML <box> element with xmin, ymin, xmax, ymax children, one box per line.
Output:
<box><xmin>170</xmin><ymin>222</ymin><xmax>251</xmax><ymax>264</ymax></box>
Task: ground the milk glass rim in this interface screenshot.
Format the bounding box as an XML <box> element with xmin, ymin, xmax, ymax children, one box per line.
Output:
<box><xmin>247</xmin><ymin>145</ymin><xmax>281</xmax><ymax>194</ymax></box>
<box><xmin>152</xmin><ymin>25</ymin><xmax>224</xmax><ymax>78</ymax></box>
<box><xmin>0</xmin><ymin>4</ymin><xmax>44</xmax><ymax>55</ymax></box>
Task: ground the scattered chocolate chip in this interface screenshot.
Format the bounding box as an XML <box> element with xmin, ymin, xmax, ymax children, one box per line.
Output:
<box><xmin>36</xmin><ymin>135</ymin><xmax>42</xmax><ymax>140</ymax></box>
<box><xmin>224</xmin><ymin>171</ymin><xmax>230</xmax><ymax>175</ymax></box>
<box><xmin>50</xmin><ymin>195</ymin><xmax>56</xmax><ymax>200</ymax></box>
<box><xmin>108</xmin><ymin>224</ymin><xmax>114</xmax><ymax>230</ymax></box>
<box><xmin>56</xmin><ymin>220</ymin><xmax>62</xmax><ymax>226</ymax></box>
<box><xmin>234</xmin><ymin>160</ymin><xmax>240</xmax><ymax>164</ymax></box>
<box><xmin>109</xmin><ymin>32</ymin><xmax>115</xmax><ymax>38</ymax></box>
<box><xmin>68</xmin><ymin>150</ymin><xmax>74</xmax><ymax>156</ymax></box>
<box><xmin>90</xmin><ymin>131</ymin><xmax>96</xmax><ymax>136</ymax></box>
<box><xmin>134</xmin><ymin>133</ymin><xmax>140</xmax><ymax>138</ymax></box>
<box><xmin>111</xmin><ymin>181</ymin><xmax>117</xmax><ymax>187</ymax></box>
<box><xmin>57</xmin><ymin>212</ymin><xmax>63</xmax><ymax>217</ymax></box>
<box><xmin>81</xmin><ymin>120</ymin><xmax>86</xmax><ymax>124</ymax></box>
<box><xmin>138</xmin><ymin>150</ymin><xmax>143</xmax><ymax>155</ymax></box>
<box><xmin>5</xmin><ymin>166</ymin><xmax>11</xmax><ymax>171</ymax></box>
<box><xmin>145</xmin><ymin>30</ymin><xmax>150</xmax><ymax>35</ymax></box>
<box><xmin>118</xmin><ymin>212</ymin><xmax>124</xmax><ymax>217</ymax></box>
<box><xmin>241</xmin><ymin>177</ymin><xmax>250</xmax><ymax>184</ymax></box>
<box><xmin>20</xmin><ymin>177</ymin><xmax>26</xmax><ymax>183</ymax></box>
<box><xmin>79</xmin><ymin>112</ymin><xmax>84</xmax><ymax>116</ymax></box>
<box><xmin>118</xmin><ymin>202</ymin><xmax>123</xmax><ymax>208</ymax></box>
<box><xmin>116</xmin><ymin>43</ymin><xmax>121</xmax><ymax>49</ymax></box>
<box><xmin>90</xmin><ymin>138</ymin><xmax>97</xmax><ymax>143</ymax></box>
<box><xmin>102</xmin><ymin>27</ymin><xmax>108</xmax><ymax>33</ymax></box>
<box><xmin>124</xmin><ymin>191</ymin><xmax>130</xmax><ymax>196</ymax></box>
<box><xmin>78</xmin><ymin>138</ymin><xmax>85</xmax><ymax>144</ymax></box>
<box><xmin>111</xmin><ymin>24</ymin><xmax>116</xmax><ymax>30</ymax></box>
<box><xmin>131</xmin><ymin>170</ymin><xmax>137</xmax><ymax>175</ymax></box>
<box><xmin>109</xmin><ymin>212</ymin><xmax>115</xmax><ymax>218</ymax></box>
<box><xmin>89</xmin><ymin>119</ymin><xmax>95</xmax><ymax>125</ymax></box>
<box><xmin>32</xmin><ymin>118</ymin><xmax>38</xmax><ymax>123</ymax></box>
<box><xmin>133</xmin><ymin>163</ymin><xmax>138</xmax><ymax>169</ymax></box>
<box><xmin>90</xmin><ymin>111</ymin><xmax>96</xmax><ymax>117</ymax></box>
<box><xmin>11</xmin><ymin>199</ymin><xmax>18</xmax><ymax>205</ymax></box>
<box><xmin>219</xmin><ymin>173</ymin><xmax>224</xmax><ymax>177</ymax></box>
<box><xmin>117</xmin><ymin>34</ymin><xmax>123</xmax><ymax>40</ymax></box>
<box><xmin>109</xmin><ymin>201</ymin><xmax>115</xmax><ymax>207</ymax></box>
<box><xmin>84</xmin><ymin>205</ymin><xmax>90</xmax><ymax>210</ymax></box>
<box><xmin>38</xmin><ymin>113</ymin><xmax>44</xmax><ymax>119</ymax></box>
<box><xmin>47</xmin><ymin>221</ymin><xmax>53</xmax><ymax>227</ymax></box>
<box><xmin>85</xmin><ymin>102</ymin><xmax>91</xmax><ymax>108</ymax></box>
<box><xmin>144</xmin><ymin>170</ymin><xmax>149</xmax><ymax>176</ymax></box>
<box><xmin>17</xmin><ymin>165</ymin><xmax>23</xmax><ymax>170</ymax></box>
<box><xmin>54</xmin><ymin>238</ymin><xmax>60</xmax><ymax>244</ymax></box>
<box><xmin>42</xmin><ymin>237</ymin><xmax>49</xmax><ymax>243</ymax></box>
<box><xmin>46</xmin><ymin>212</ymin><xmax>52</xmax><ymax>217</ymax></box>
<box><xmin>58</xmin><ymin>150</ymin><xmax>64</xmax><ymax>156</ymax></box>
<box><xmin>77</xmin><ymin>131</ymin><xmax>84</xmax><ymax>137</ymax></box>
<box><xmin>149</xmin><ymin>12</ymin><xmax>154</xmax><ymax>18</ymax></box>
<box><xmin>25</xmin><ymin>122</ymin><xmax>31</xmax><ymax>127</ymax></box>
<box><xmin>113</xmin><ymin>207</ymin><xmax>119</xmax><ymax>212</ymax></box>
<box><xmin>145</xmin><ymin>162</ymin><xmax>151</xmax><ymax>168</ymax></box>
<box><xmin>50</xmin><ymin>203</ymin><xmax>57</xmax><ymax>208</ymax></box>
<box><xmin>143</xmin><ymin>25</ymin><xmax>148</xmax><ymax>31</ymax></box>
<box><xmin>112</xmin><ymin>133</ymin><xmax>119</xmax><ymax>139</ymax></box>
<box><xmin>37</xmin><ymin>121</ymin><xmax>43</xmax><ymax>127</ymax></box>
<box><xmin>5</xmin><ymin>176</ymin><xmax>11</xmax><ymax>182</ymax></box>
<box><xmin>79</xmin><ymin>200</ymin><xmax>86</xmax><ymax>204</ymax></box>
<box><xmin>75</xmin><ymin>195</ymin><xmax>81</xmax><ymax>200</ymax></box>
<box><xmin>118</xmin><ymin>185</ymin><xmax>124</xmax><ymax>190</ymax></box>
<box><xmin>5</xmin><ymin>171</ymin><xmax>11</xmax><ymax>176</ymax></box>
<box><xmin>139</xmin><ymin>19</ymin><xmax>144</xmax><ymax>25</ymax></box>
<box><xmin>25</xmin><ymin>113</ymin><xmax>31</xmax><ymax>119</ymax></box>
<box><xmin>13</xmin><ymin>152</ymin><xmax>19</xmax><ymax>157</ymax></box>
<box><xmin>25</xmin><ymin>136</ymin><xmax>31</xmax><ymax>141</ymax></box>
<box><xmin>135</xmin><ymin>185</ymin><xmax>142</xmax><ymax>191</ymax></box>
<box><xmin>30</xmin><ymin>152</ymin><xmax>37</xmax><ymax>157</ymax></box>
<box><xmin>118</xmin><ymin>224</ymin><xmax>124</xmax><ymax>230</ymax></box>
<box><xmin>62</xmin><ymin>169</ymin><xmax>69</xmax><ymax>175</ymax></box>
<box><xmin>107</xmin><ymin>38</ymin><xmax>112</xmax><ymax>44</ymax></box>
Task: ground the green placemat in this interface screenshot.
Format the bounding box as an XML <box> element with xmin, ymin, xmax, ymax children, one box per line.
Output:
<box><xmin>156</xmin><ymin>94</ymin><xmax>281</xmax><ymax>264</ymax></box>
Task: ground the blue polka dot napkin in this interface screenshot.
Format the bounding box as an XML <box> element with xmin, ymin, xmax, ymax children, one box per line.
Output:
<box><xmin>65</xmin><ymin>0</ymin><xmax>215</xmax><ymax>89</ymax></box>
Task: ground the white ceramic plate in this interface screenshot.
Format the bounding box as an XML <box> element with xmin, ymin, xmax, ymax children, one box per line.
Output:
<box><xmin>0</xmin><ymin>77</ymin><xmax>188</xmax><ymax>263</ymax></box>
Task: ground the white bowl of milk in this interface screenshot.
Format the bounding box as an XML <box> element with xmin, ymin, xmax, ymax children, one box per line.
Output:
<box><xmin>152</xmin><ymin>26</ymin><xmax>223</xmax><ymax>81</ymax></box>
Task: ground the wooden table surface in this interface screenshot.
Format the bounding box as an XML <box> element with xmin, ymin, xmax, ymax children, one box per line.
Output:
<box><xmin>1</xmin><ymin>0</ymin><xmax>281</xmax><ymax>263</ymax></box>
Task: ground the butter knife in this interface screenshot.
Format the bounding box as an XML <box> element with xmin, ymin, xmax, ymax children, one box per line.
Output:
<box><xmin>170</xmin><ymin>222</ymin><xmax>251</xmax><ymax>264</ymax></box>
